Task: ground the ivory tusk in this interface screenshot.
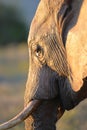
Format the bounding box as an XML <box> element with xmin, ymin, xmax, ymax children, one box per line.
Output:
<box><xmin>0</xmin><ymin>100</ymin><xmax>40</xmax><ymax>130</ymax></box>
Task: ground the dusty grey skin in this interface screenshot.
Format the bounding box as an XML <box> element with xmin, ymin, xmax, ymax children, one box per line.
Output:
<box><xmin>24</xmin><ymin>0</ymin><xmax>87</xmax><ymax>130</ymax></box>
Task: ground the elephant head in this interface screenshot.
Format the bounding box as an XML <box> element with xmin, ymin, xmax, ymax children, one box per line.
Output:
<box><xmin>25</xmin><ymin>0</ymin><xmax>70</xmax><ymax>101</ymax></box>
<box><xmin>24</xmin><ymin>0</ymin><xmax>69</xmax><ymax>129</ymax></box>
<box><xmin>0</xmin><ymin>0</ymin><xmax>87</xmax><ymax>130</ymax></box>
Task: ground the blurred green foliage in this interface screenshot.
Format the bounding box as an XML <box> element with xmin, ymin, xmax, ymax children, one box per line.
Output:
<box><xmin>0</xmin><ymin>4</ymin><xmax>28</xmax><ymax>46</ymax></box>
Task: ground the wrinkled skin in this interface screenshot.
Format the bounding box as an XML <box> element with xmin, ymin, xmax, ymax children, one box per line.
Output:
<box><xmin>24</xmin><ymin>0</ymin><xmax>87</xmax><ymax>130</ymax></box>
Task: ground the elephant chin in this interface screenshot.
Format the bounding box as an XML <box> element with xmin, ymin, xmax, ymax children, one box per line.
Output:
<box><xmin>0</xmin><ymin>100</ymin><xmax>41</xmax><ymax>130</ymax></box>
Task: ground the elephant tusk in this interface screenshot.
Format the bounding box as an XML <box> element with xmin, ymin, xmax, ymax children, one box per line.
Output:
<box><xmin>0</xmin><ymin>100</ymin><xmax>41</xmax><ymax>130</ymax></box>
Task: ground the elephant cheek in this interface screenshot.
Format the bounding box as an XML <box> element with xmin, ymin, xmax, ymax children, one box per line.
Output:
<box><xmin>24</xmin><ymin>68</ymin><xmax>40</xmax><ymax>103</ymax></box>
<box><xmin>25</xmin><ymin>66</ymin><xmax>59</xmax><ymax>102</ymax></box>
<box><xmin>33</xmin><ymin>66</ymin><xmax>59</xmax><ymax>100</ymax></box>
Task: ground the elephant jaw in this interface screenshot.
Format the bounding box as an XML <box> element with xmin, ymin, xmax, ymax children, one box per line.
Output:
<box><xmin>0</xmin><ymin>100</ymin><xmax>41</xmax><ymax>130</ymax></box>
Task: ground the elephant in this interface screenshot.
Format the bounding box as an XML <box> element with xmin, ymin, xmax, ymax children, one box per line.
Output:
<box><xmin>0</xmin><ymin>0</ymin><xmax>87</xmax><ymax>130</ymax></box>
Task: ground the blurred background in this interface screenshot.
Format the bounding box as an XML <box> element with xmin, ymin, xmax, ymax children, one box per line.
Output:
<box><xmin>0</xmin><ymin>1</ymin><xmax>87</xmax><ymax>130</ymax></box>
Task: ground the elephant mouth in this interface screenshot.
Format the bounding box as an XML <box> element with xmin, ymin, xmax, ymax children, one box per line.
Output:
<box><xmin>0</xmin><ymin>100</ymin><xmax>41</xmax><ymax>130</ymax></box>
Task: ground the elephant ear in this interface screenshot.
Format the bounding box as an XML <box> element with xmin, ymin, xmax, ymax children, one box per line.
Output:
<box><xmin>65</xmin><ymin>0</ymin><xmax>87</xmax><ymax>91</ymax></box>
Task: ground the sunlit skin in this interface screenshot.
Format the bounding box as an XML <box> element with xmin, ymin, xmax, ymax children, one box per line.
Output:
<box><xmin>0</xmin><ymin>0</ymin><xmax>87</xmax><ymax>130</ymax></box>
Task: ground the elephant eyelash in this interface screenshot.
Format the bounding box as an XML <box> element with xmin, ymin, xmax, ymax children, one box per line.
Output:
<box><xmin>35</xmin><ymin>45</ymin><xmax>42</xmax><ymax>57</ymax></box>
<box><xmin>35</xmin><ymin>45</ymin><xmax>44</xmax><ymax>58</ymax></box>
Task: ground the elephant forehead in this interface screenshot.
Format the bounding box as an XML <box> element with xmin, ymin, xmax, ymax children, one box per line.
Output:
<box><xmin>28</xmin><ymin>0</ymin><xmax>63</xmax><ymax>42</ymax></box>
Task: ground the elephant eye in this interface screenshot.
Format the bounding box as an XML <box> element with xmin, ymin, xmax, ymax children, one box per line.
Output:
<box><xmin>34</xmin><ymin>44</ymin><xmax>45</xmax><ymax>64</ymax></box>
<box><xmin>35</xmin><ymin>45</ymin><xmax>43</xmax><ymax>57</ymax></box>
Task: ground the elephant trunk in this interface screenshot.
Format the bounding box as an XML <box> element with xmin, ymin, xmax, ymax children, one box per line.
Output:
<box><xmin>25</xmin><ymin>98</ymin><xmax>64</xmax><ymax>130</ymax></box>
<box><xmin>0</xmin><ymin>100</ymin><xmax>41</xmax><ymax>130</ymax></box>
